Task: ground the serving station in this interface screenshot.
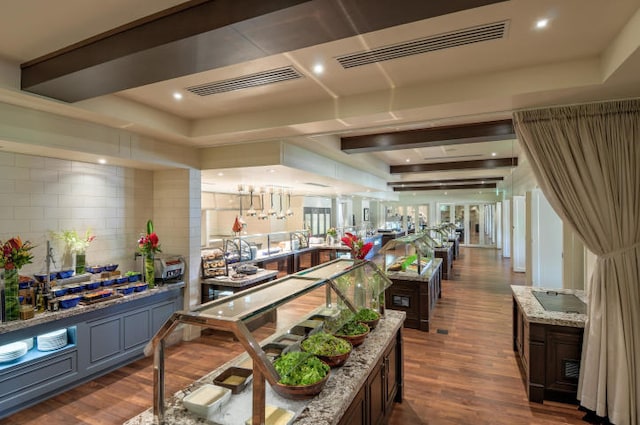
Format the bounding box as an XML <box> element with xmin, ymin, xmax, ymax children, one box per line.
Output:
<box><xmin>142</xmin><ymin>258</ymin><xmax>404</xmax><ymax>425</ymax></box>
<box><xmin>382</xmin><ymin>233</ymin><xmax>443</xmax><ymax>332</ymax></box>
<box><xmin>0</xmin><ymin>282</ymin><xmax>184</xmax><ymax>419</ymax></box>
<box><xmin>511</xmin><ymin>285</ymin><xmax>586</xmax><ymax>404</ymax></box>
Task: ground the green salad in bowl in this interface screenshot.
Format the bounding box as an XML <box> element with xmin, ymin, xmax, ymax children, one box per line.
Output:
<box><xmin>335</xmin><ymin>320</ymin><xmax>370</xmax><ymax>347</ymax></box>
<box><xmin>272</xmin><ymin>352</ymin><xmax>330</xmax><ymax>399</ymax></box>
<box><xmin>354</xmin><ymin>308</ymin><xmax>381</xmax><ymax>329</ymax></box>
<box><xmin>301</xmin><ymin>332</ymin><xmax>352</xmax><ymax>367</ymax></box>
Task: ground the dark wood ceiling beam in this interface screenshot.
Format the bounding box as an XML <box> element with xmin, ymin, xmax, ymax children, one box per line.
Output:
<box><xmin>394</xmin><ymin>182</ymin><xmax>497</xmax><ymax>191</ymax></box>
<box><xmin>387</xmin><ymin>176</ymin><xmax>504</xmax><ymax>186</ymax></box>
<box><xmin>341</xmin><ymin>119</ymin><xmax>515</xmax><ymax>153</ymax></box>
<box><xmin>390</xmin><ymin>157</ymin><xmax>517</xmax><ymax>174</ymax></box>
<box><xmin>21</xmin><ymin>0</ymin><xmax>508</xmax><ymax>102</ymax></box>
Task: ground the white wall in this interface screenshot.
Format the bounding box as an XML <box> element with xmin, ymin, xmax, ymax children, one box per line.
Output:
<box><xmin>0</xmin><ymin>151</ymin><xmax>153</xmax><ymax>276</ymax></box>
<box><xmin>512</xmin><ymin>195</ymin><xmax>526</xmax><ymax>272</ymax></box>
<box><xmin>530</xmin><ymin>189</ymin><xmax>563</xmax><ymax>288</ymax></box>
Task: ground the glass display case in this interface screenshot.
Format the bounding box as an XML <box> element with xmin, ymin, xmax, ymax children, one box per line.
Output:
<box><xmin>149</xmin><ymin>258</ymin><xmax>392</xmax><ymax>425</ymax></box>
<box><xmin>381</xmin><ymin>232</ymin><xmax>436</xmax><ymax>276</ymax></box>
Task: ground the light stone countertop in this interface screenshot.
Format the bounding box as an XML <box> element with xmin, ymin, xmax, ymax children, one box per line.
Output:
<box><xmin>124</xmin><ymin>309</ymin><xmax>406</xmax><ymax>425</ymax></box>
<box><xmin>511</xmin><ymin>285</ymin><xmax>587</xmax><ymax>328</ymax></box>
<box><xmin>0</xmin><ymin>281</ymin><xmax>185</xmax><ymax>335</ymax></box>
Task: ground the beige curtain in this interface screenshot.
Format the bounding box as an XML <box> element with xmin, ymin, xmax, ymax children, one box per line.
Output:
<box><xmin>513</xmin><ymin>99</ymin><xmax>639</xmax><ymax>425</ymax></box>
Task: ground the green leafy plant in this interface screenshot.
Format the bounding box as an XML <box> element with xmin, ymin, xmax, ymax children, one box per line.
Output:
<box><xmin>335</xmin><ymin>320</ymin><xmax>369</xmax><ymax>337</ymax></box>
<box><xmin>301</xmin><ymin>332</ymin><xmax>352</xmax><ymax>356</ymax></box>
<box><xmin>273</xmin><ymin>352</ymin><xmax>329</xmax><ymax>386</ymax></box>
<box><xmin>354</xmin><ymin>308</ymin><xmax>380</xmax><ymax>322</ymax></box>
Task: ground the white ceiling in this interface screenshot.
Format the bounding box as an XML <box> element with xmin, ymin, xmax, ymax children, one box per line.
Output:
<box><xmin>1</xmin><ymin>0</ymin><xmax>639</xmax><ymax>198</ymax></box>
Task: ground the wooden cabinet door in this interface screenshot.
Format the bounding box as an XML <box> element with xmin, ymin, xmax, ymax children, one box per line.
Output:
<box><xmin>368</xmin><ymin>358</ymin><xmax>385</xmax><ymax>425</ymax></box>
<box><xmin>338</xmin><ymin>385</ymin><xmax>366</xmax><ymax>425</ymax></box>
<box><xmin>385</xmin><ymin>339</ymin><xmax>398</xmax><ymax>409</ymax></box>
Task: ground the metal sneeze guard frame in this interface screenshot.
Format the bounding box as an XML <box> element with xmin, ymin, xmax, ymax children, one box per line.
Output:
<box><xmin>147</xmin><ymin>258</ymin><xmax>392</xmax><ymax>425</ymax></box>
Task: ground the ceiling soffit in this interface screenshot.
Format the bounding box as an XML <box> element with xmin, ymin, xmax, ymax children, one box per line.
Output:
<box><xmin>20</xmin><ymin>0</ymin><xmax>508</xmax><ymax>102</ymax></box>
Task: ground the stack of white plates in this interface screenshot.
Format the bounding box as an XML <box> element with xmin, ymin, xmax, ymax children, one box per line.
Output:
<box><xmin>22</xmin><ymin>337</ymin><xmax>34</xmax><ymax>351</ymax></box>
<box><xmin>37</xmin><ymin>329</ymin><xmax>68</xmax><ymax>352</ymax></box>
<box><xmin>0</xmin><ymin>341</ymin><xmax>28</xmax><ymax>363</ymax></box>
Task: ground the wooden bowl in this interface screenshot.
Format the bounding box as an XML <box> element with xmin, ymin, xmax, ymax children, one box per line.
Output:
<box><xmin>271</xmin><ymin>368</ymin><xmax>330</xmax><ymax>400</ymax></box>
<box><xmin>336</xmin><ymin>324</ymin><xmax>370</xmax><ymax>348</ymax></box>
<box><xmin>359</xmin><ymin>317</ymin><xmax>380</xmax><ymax>330</ymax></box>
<box><xmin>316</xmin><ymin>350</ymin><xmax>351</xmax><ymax>368</ymax></box>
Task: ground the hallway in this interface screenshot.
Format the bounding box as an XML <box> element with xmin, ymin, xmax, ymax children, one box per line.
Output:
<box><xmin>2</xmin><ymin>248</ymin><xmax>587</xmax><ymax>425</ymax></box>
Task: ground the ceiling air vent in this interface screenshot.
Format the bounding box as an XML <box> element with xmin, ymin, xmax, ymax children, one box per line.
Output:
<box><xmin>186</xmin><ymin>66</ymin><xmax>303</xmax><ymax>96</ymax></box>
<box><xmin>304</xmin><ymin>182</ymin><xmax>331</xmax><ymax>188</ymax></box>
<box><xmin>336</xmin><ymin>21</ymin><xmax>508</xmax><ymax>69</ymax></box>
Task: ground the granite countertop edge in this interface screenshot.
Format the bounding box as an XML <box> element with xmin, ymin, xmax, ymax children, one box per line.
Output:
<box><xmin>1</xmin><ymin>282</ymin><xmax>185</xmax><ymax>335</ymax></box>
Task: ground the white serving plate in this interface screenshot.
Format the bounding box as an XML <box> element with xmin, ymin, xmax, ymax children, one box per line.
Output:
<box><xmin>182</xmin><ymin>384</ymin><xmax>231</xmax><ymax>419</ymax></box>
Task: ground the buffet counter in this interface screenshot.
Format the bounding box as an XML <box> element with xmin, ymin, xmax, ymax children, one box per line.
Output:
<box><xmin>201</xmin><ymin>270</ymin><xmax>278</xmax><ymax>303</ymax></box>
<box><xmin>511</xmin><ymin>285</ymin><xmax>586</xmax><ymax>403</ymax></box>
<box><xmin>124</xmin><ymin>309</ymin><xmax>405</xmax><ymax>425</ymax></box>
<box><xmin>384</xmin><ymin>258</ymin><xmax>443</xmax><ymax>332</ymax></box>
<box><xmin>0</xmin><ymin>282</ymin><xmax>184</xmax><ymax>419</ymax></box>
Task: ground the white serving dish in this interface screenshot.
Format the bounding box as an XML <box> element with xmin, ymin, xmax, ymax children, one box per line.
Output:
<box><xmin>245</xmin><ymin>405</ymin><xmax>295</xmax><ymax>425</ymax></box>
<box><xmin>182</xmin><ymin>384</ymin><xmax>231</xmax><ymax>418</ymax></box>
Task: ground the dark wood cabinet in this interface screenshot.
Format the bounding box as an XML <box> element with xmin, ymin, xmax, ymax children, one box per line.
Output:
<box><xmin>341</xmin><ymin>385</ymin><xmax>367</xmax><ymax>425</ymax></box>
<box><xmin>338</xmin><ymin>328</ymin><xmax>403</xmax><ymax>425</ymax></box>
<box><xmin>434</xmin><ymin>245</ymin><xmax>453</xmax><ymax>279</ymax></box>
<box><xmin>512</xmin><ymin>296</ymin><xmax>583</xmax><ymax>404</ymax></box>
<box><xmin>385</xmin><ymin>260</ymin><xmax>442</xmax><ymax>331</ymax></box>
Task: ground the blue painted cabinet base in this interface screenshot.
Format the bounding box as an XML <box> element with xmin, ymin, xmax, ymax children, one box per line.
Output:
<box><xmin>0</xmin><ymin>287</ymin><xmax>183</xmax><ymax>419</ymax></box>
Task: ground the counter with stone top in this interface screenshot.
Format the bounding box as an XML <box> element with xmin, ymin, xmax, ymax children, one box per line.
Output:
<box><xmin>124</xmin><ymin>309</ymin><xmax>406</xmax><ymax>425</ymax></box>
<box><xmin>511</xmin><ymin>285</ymin><xmax>587</xmax><ymax>328</ymax></box>
<box><xmin>0</xmin><ymin>281</ymin><xmax>184</xmax><ymax>335</ymax></box>
<box><xmin>511</xmin><ymin>285</ymin><xmax>586</xmax><ymax>403</ymax></box>
<box><xmin>0</xmin><ymin>281</ymin><xmax>184</xmax><ymax>419</ymax></box>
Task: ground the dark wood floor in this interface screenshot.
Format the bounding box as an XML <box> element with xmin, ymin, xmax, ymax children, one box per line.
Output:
<box><xmin>2</xmin><ymin>248</ymin><xmax>586</xmax><ymax>425</ymax></box>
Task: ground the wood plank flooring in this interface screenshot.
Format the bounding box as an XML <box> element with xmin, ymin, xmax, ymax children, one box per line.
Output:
<box><xmin>2</xmin><ymin>248</ymin><xmax>586</xmax><ymax>425</ymax></box>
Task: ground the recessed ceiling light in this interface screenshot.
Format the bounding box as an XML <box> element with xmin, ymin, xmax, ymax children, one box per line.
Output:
<box><xmin>269</xmin><ymin>169</ymin><xmax>276</xmax><ymax>173</ymax></box>
<box><xmin>405</xmin><ymin>158</ymin><xmax>411</xmax><ymax>163</ymax></box>
<box><xmin>491</xmin><ymin>152</ymin><xmax>497</xmax><ymax>157</ymax></box>
<box><xmin>173</xmin><ymin>92</ymin><xmax>183</xmax><ymax>100</ymax></box>
<box><xmin>481</xmin><ymin>181</ymin><xmax>485</xmax><ymax>184</ymax></box>
<box><xmin>536</xmin><ymin>18</ymin><xmax>549</xmax><ymax>29</ymax></box>
<box><xmin>444</xmin><ymin>192</ymin><xmax>448</xmax><ymax>195</ymax></box>
<box><xmin>312</xmin><ymin>64</ymin><xmax>324</xmax><ymax>75</ymax></box>
<box><xmin>217</xmin><ymin>172</ymin><xmax>224</xmax><ymax>176</ymax></box>
<box><xmin>98</xmin><ymin>158</ymin><xmax>107</xmax><ymax>164</ymax></box>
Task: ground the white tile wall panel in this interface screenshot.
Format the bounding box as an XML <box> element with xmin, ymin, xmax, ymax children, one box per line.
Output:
<box><xmin>44</xmin><ymin>182</ymin><xmax>72</xmax><ymax>194</ymax></box>
<box><xmin>0</xmin><ymin>219</ymin><xmax>30</xmax><ymax>234</ymax></box>
<box><xmin>0</xmin><ymin>153</ymin><xmax>14</xmax><ymax>166</ymax></box>
<box><xmin>29</xmin><ymin>168</ymin><xmax>60</xmax><ymax>182</ymax></box>
<box><xmin>29</xmin><ymin>194</ymin><xmax>58</xmax><ymax>207</ymax></box>
<box><xmin>15</xmin><ymin>181</ymin><xmax>45</xmax><ymax>194</ymax></box>
<box><xmin>0</xmin><ymin>181</ymin><xmax>15</xmax><ymax>194</ymax></box>
<box><xmin>0</xmin><ymin>166</ymin><xmax>29</xmax><ymax>180</ymax></box>
<box><xmin>44</xmin><ymin>158</ymin><xmax>72</xmax><ymax>171</ymax></box>
<box><xmin>15</xmin><ymin>154</ymin><xmax>45</xmax><ymax>168</ymax></box>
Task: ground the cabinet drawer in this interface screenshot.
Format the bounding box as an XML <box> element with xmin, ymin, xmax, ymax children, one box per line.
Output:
<box><xmin>0</xmin><ymin>348</ymin><xmax>77</xmax><ymax>399</ymax></box>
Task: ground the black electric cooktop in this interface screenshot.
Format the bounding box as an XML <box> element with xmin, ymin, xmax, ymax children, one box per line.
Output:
<box><xmin>532</xmin><ymin>290</ymin><xmax>586</xmax><ymax>314</ymax></box>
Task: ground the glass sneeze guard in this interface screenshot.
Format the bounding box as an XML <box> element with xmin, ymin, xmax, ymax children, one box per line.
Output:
<box><xmin>148</xmin><ymin>258</ymin><xmax>392</xmax><ymax>425</ymax></box>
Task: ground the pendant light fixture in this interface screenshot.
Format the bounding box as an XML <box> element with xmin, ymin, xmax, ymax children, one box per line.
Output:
<box><xmin>246</xmin><ymin>185</ymin><xmax>257</xmax><ymax>216</ymax></box>
<box><xmin>258</xmin><ymin>187</ymin><xmax>268</xmax><ymax>220</ymax></box>
<box><xmin>286</xmin><ymin>190</ymin><xmax>294</xmax><ymax>217</ymax></box>
<box><xmin>277</xmin><ymin>188</ymin><xmax>286</xmax><ymax>220</ymax></box>
<box><xmin>268</xmin><ymin>187</ymin><xmax>276</xmax><ymax>216</ymax></box>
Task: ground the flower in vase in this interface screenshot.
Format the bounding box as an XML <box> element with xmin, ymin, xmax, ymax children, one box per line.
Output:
<box><xmin>138</xmin><ymin>220</ymin><xmax>161</xmax><ymax>256</ymax></box>
<box><xmin>327</xmin><ymin>227</ymin><xmax>338</xmax><ymax>238</ymax></box>
<box><xmin>52</xmin><ymin>229</ymin><xmax>95</xmax><ymax>253</ymax></box>
<box><xmin>341</xmin><ymin>232</ymin><xmax>374</xmax><ymax>260</ymax></box>
<box><xmin>0</xmin><ymin>236</ymin><xmax>35</xmax><ymax>269</ymax></box>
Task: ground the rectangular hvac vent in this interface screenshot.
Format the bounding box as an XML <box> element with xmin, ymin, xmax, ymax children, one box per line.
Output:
<box><xmin>336</xmin><ymin>21</ymin><xmax>508</xmax><ymax>69</ymax></box>
<box><xmin>186</xmin><ymin>66</ymin><xmax>302</xmax><ymax>96</ymax></box>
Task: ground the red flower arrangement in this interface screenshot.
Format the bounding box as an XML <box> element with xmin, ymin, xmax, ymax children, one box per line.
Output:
<box><xmin>0</xmin><ymin>236</ymin><xmax>35</xmax><ymax>270</ymax></box>
<box><xmin>138</xmin><ymin>220</ymin><xmax>161</xmax><ymax>256</ymax></box>
<box><xmin>341</xmin><ymin>232</ymin><xmax>374</xmax><ymax>260</ymax></box>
